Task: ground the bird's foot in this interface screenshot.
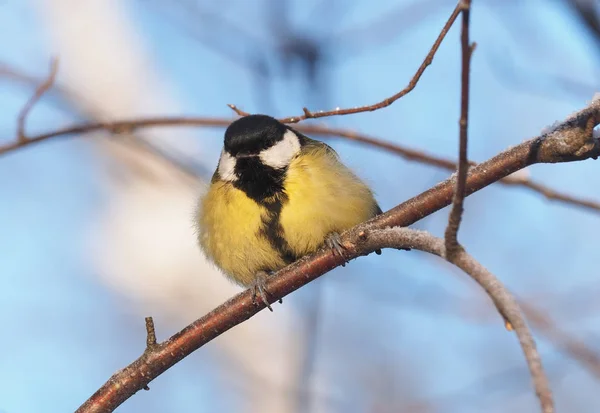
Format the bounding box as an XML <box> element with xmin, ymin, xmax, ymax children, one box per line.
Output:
<box><xmin>325</xmin><ymin>232</ymin><xmax>347</xmax><ymax>266</ymax></box>
<box><xmin>251</xmin><ymin>271</ymin><xmax>282</xmax><ymax>312</ymax></box>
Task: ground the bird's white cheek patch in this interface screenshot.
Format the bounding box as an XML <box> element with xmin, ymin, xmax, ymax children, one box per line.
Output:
<box><xmin>217</xmin><ymin>150</ymin><xmax>237</xmax><ymax>181</ymax></box>
<box><xmin>259</xmin><ymin>129</ymin><xmax>301</xmax><ymax>169</ymax></box>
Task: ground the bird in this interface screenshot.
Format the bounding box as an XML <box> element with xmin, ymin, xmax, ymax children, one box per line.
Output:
<box><xmin>196</xmin><ymin>114</ymin><xmax>381</xmax><ymax>310</ymax></box>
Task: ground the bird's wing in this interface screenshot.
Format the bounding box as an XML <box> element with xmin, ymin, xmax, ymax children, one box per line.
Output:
<box><xmin>296</xmin><ymin>130</ymin><xmax>383</xmax><ymax>216</ymax></box>
<box><xmin>299</xmin><ymin>135</ymin><xmax>340</xmax><ymax>158</ymax></box>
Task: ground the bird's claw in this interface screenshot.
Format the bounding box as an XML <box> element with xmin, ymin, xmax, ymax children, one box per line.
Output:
<box><xmin>251</xmin><ymin>271</ymin><xmax>282</xmax><ymax>311</ymax></box>
<box><xmin>325</xmin><ymin>232</ymin><xmax>346</xmax><ymax>259</ymax></box>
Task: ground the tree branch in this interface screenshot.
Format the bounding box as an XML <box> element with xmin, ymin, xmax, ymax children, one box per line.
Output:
<box><xmin>359</xmin><ymin>228</ymin><xmax>554</xmax><ymax>413</ymax></box>
<box><xmin>2</xmin><ymin>51</ymin><xmax>599</xmax><ymax>214</ymax></box>
<box><xmin>75</xmin><ymin>100</ymin><xmax>599</xmax><ymax>413</ymax></box>
<box><xmin>226</xmin><ymin>103</ymin><xmax>250</xmax><ymax>117</ymax></box>
<box><xmin>445</xmin><ymin>0</ymin><xmax>473</xmax><ymax>258</ymax></box>
<box><xmin>521</xmin><ymin>302</ymin><xmax>600</xmax><ymax>378</ymax></box>
<box><xmin>144</xmin><ymin>317</ymin><xmax>158</xmax><ymax>350</ymax></box>
<box><xmin>277</xmin><ymin>1</ymin><xmax>468</xmax><ymax>124</ymax></box>
<box><xmin>16</xmin><ymin>57</ymin><xmax>58</xmax><ymax>143</ymax></box>
<box><xmin>75</xmin><ymin>228</ymin><xmax>556</xmax><ymax>413</ymax></box>
<box><xmin>1</xmin><ymin>114</ymin><xmax>599</xmax><ymax>214</ymax></box>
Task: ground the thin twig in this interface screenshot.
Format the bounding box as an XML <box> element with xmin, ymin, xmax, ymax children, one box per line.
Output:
<box><xmin>145</xmin><ymin>317</ymin><xmax>157</xmax><ymax>350</ymax></box>
<box><xmin>142</xmin><ymin>317</ymin><xmax>157</xmax><ymax>391</ymax></box>
<box><xmin>16</xmin><ymin>58</ymin><xmax>59</xmax><ymax>143</ymax></box>
<box><xmin>277</xmin><ymin>1</ymin><xmax>468</xmax><ymax>124</ymax></box>
<box><xmin>521</xmin><ymin>302</ymin><xmax>600</xmax><ymax>378</ymax></box>
<box><xmin>445</xmin><ymin>1</ymin><xmax>473</xmax><ymax>258</ymax></box>
<box><xmin>1</xmin><ymin>62</ymin><xmax>43</xmax><ymax>84</ymax></box>
<box><xmin>226</xmin><ymin>104</ymin><xmax>250</xmax><ymax>117</ymax></box>
<box><xmin>75</xmin><ymin>101</ymin><xmax>600</xmax><ymax>413</ymax></box>
<box><xmin>360</xmin><ymin>228</ymin><xmax>554</xmax><ymax>413</ymax></box>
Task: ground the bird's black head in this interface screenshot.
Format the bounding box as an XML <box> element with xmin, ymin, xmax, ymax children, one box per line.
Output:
<box><xmin>224</xmin><ymin>114</ymin><xmax>287</xmax><ymax>156</ymax></box>
<box><xmin>218</xmin><ymin>114</ymin><xmax>304</xmax><ymax>203</ymax></box>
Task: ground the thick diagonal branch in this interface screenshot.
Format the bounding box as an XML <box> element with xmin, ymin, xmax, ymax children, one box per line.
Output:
<box><xmin>75</xmin><ymin>101</ymin><xmax>599</xmax><ymax>413</ymax></box>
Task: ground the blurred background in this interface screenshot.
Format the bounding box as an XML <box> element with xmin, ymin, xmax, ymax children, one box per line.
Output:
<box><xmin>1</xmin><ymin>0</ymin><xmax>600</xmax><ymax>412</ymax></box>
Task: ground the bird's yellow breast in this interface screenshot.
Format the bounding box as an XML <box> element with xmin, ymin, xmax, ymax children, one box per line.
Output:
<box><xmin>197</xmin><ymin>144</ymin><xmax>379</xmax><ymax>286</ymax></box>
<box><xmin>197</xmin><ymin>181</ymin><xmax>287</xmax><ymax>286</ymax></box>
<box><xmin>281</xmin><ymin>145</ymin><xmax>379</xmax><ymax>257</ymax></box>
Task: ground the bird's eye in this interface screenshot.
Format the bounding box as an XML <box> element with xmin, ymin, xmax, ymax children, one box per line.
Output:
<box><xmin>235</xmin><ymin>153</ymin><xmax>256</xmax><ymax>159</ymax></box>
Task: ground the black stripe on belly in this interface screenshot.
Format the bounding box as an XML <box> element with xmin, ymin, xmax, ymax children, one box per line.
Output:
<box><xmin>230</xmin><ymin>157</ymin><xmax>297</xmax><ymax>265</ymax></box>
<box><xmin>259</xmin><ymin>194</ymin><xmax>298</xmax><ymax>265</ymax></box>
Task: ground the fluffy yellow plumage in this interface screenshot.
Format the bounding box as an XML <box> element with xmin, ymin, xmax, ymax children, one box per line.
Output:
<box><xmin>198</xmin><ymin>179</ymin><xmax>288</xmax><ymax>286</ymax></box>
<box><xmin>279</xmin><ymin>144</ymin><xmax>379</xmax><ymax>258</ymax></box>
<box><xmin>197</xmin><ymin>140</ymin><xmax>379</xmax><ymax>287</ymax></box>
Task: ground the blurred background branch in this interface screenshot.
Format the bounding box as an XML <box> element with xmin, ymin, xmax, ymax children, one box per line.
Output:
<box><xmin>3</xmin><ymin>106</ymin><xmax>599</xmax><ymax>214</ymax></box>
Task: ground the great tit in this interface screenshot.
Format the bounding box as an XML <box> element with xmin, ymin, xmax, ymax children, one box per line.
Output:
<box><xmin>196</xmin><ymin>114</ymin><xmax>381</xmax><ymax>310</ymax></box>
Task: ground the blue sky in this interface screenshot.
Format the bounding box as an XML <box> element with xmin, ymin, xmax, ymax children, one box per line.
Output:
<box><xmin>1</xmin><ymin>1</ymin><xmax>599</xmax><ymax>412</ymax></box>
